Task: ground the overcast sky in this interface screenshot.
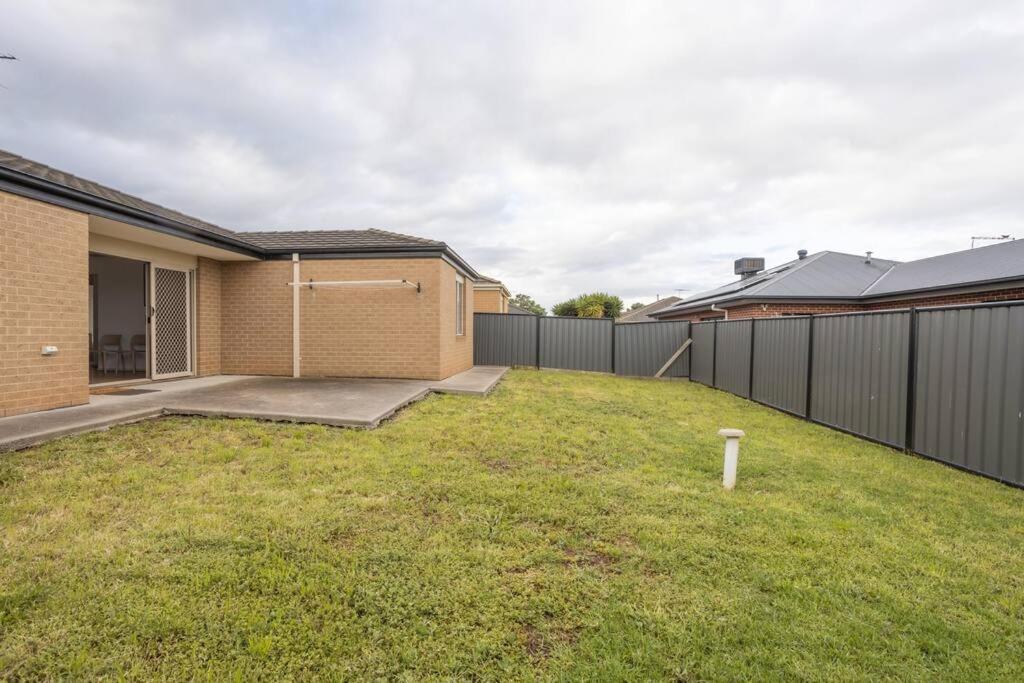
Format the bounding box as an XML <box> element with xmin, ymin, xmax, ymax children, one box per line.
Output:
<box><xmin>3</xmin><ymin>1</ymin><xmax>1023</xmax><ymax>308</ymax></box>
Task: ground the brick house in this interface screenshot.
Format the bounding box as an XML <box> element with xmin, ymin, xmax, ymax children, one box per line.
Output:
<box><xmin>0</xmin><ymin>150</ymin><xmax>480</xmax><ymax>417</ymax></box>
<box><xmin>652</xmin><ymin>245</ymin><xmax>1024</xmax><ymax>322</ymax></box>
<box><xmin>473</xmin><ymin>275</ymin><xmax>510</xmax><ymax>313</ymax></box>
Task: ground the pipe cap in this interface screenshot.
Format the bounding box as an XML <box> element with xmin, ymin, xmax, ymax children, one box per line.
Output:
<box><xmin>718</xmin><ymin>428</ymin><xmax>745</xmax><ymax>438</ymax></box>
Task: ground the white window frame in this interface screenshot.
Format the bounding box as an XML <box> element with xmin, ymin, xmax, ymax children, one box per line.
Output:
<box><xmin>455</xmin><ymin>274</ymin><xmax>465</xmax><ymax>336</ymax></box>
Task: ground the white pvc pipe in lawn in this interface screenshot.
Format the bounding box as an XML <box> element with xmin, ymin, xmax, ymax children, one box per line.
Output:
<box><xmin>718</xmin><ymin>428</ymin><xmax>745</xmax><ymax>490</ymax></box>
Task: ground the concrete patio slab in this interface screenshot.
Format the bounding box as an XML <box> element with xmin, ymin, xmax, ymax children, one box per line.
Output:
<box><xmin>0</xmin><ymin>366</ymin><xmax>508</xmax><ymax>452</ymax></box>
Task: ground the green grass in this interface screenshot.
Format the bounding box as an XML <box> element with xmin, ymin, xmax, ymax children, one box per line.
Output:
<box><xmin>1</xmin><ymin>370</ymin><xmax>1022</xmax><ymax>680</ymax></box>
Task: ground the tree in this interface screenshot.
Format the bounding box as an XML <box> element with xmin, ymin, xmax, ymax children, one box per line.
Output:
<box><xmin>628</xmin><ymin>302</ymin><xmax>645</xmax><ymax>311</ymax></box>
<box><xmin>551</xmin><ymin>292</ymin><xmax>624</xmax><ymax>319</ymax></box>
<box><xmin>510</xmin><ymin>293</ymin><xmax>546</xmax><ymax>316</ymax></box>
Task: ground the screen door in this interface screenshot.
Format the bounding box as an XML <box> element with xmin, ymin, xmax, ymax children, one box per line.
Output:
<box><xmin>150</xmin><ymin>266</ymin><xmax>193</xmax><ymax>379</ymax></box>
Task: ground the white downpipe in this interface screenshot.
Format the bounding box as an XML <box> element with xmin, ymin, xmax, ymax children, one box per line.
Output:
<box><xmin>718</xmin><ymin>428</ymin><xmax>745</xmax><ymax>490</ymax></box>
<box><xmin>711</xmin><ymin>303</ymin><xmax>727</xmax><ymax>319</ymax></box>
<box><xmin>292</xmin><ymin>253</ymin><xmax>300</xmax><ymax>378</ymax></box>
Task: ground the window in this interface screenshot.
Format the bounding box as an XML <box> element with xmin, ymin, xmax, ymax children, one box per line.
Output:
<box><xmin>455</xmin><ymin>274</ymin><xmax>465</xmax><ymax>335</ymax></box>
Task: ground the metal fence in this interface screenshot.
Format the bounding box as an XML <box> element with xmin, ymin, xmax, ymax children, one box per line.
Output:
<box><xmin>687</xmin><ymin>303</ymin><xmax>1024</xmax><ymax>486</ymax></box>
<box><xmin>614</xmin><ymin>321</ymin><xmax>691</xmax><ymax>377</ymax></box>
<box><xmin>473</xmin><ymin>314</ymin><xmax>690</xmax><ymax>378</ymax></box>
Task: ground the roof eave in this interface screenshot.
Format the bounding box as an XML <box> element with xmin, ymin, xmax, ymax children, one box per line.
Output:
<box><xmin>861</xmin><ymin>276</ymin><xmax>1024</xmax><ymax>301</ymax></box>
<box><xmin>267</xmin><ymin>245</ymin><xmax>480</xmax><ymax>280</ymax></box>
<box><xmin>0</xmin><ymin>166</ymin><xmax>263</xmax><ymax>259</ymax></box>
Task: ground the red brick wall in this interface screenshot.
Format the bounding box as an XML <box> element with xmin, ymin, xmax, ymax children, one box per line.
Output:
<box><xmin>864</xmin><ymin>288</ymin><xmax>1024</xmax><ymax>311</ymax></box>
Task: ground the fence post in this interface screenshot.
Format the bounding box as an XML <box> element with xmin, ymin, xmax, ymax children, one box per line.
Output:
<box><xmin>804</xmin><ymin>316</ymin><xmax>815</xmax><ymax>418</ymax></box>
<box><xmin>711</xmin><ymin>321</ymin><xmax>718</xmax><ymax>387</ymax></box>
<box><xmin>610</xmin><ymin>320</ymin><xmax>616</xmax><ymax>375</ymax></box>
<box><xmin>535</xmin><ymin>316</ymin><xmax>541</xmax><ymax>369</ymax></box>
<box><xmin>747</xmin><ymin>319</ymin><xmax>756</xmax><ymax>398</ymax></box>
<box><xmin>904</xmin><ymin>308</ymin><xmax>918</xmax><ymax>451</ymax></box>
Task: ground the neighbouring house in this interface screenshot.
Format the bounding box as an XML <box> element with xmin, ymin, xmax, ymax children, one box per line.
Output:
<box><xmin>473</xmin><ymin>274</ymin><xmax>510</xmax><ymax>313</ymax></box>
<box><xmin>507</xmin><ymin>303</ymin><xmax>536</xmax><ymax>315</ymax></box>
<box><xmin>652</xmin><ymin>244</ymin><xmax>1024</xmax><ymax>322</ymax></box>
<box><xmin>616</xmin><ymin>296</ymin><xmax>681</xmax><ymax>323</ymax></box>
<box><xmin>0</xmin><ymin>149</ymin><xmax>481</xmax><ymax>417</ymax></box>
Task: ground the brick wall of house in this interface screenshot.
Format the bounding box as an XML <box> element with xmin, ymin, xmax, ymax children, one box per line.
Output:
<box><xmin>196</xmin><ymin>257</ymin><xmax>222</xmax><ymax>376</ymax></box>
<box><xmin>0</xmin><ymin>190</ymin><xmax>90</xmax><ymax>416</ymax></box>
<box><xmin>220</xmin><ymin>260</ymin><xmax>294</xmax><ymax>376</ymax></box>
<box><xmin>298</xmin><ymin>258</ymin><xmax>446</xmax><ymax>380</ymax></box>
<box><xmin>473</xmin><ymin>288</ymin><xmax>506</xmax><ymax>313</ymax></box>
<box><xmin>440</xmin><ymin>261</ymin><xmax>474</xmax><ymax>378</ymax></box>
<box><xmin>218</xmin><ymin>256</ymin><xmax>472</xmax><ymax>381</ymax></box>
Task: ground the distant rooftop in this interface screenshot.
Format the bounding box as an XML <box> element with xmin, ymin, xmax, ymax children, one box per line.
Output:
<box><xmin>655</xmin><ymin>240</ymin><xmax>1023</xmax><ymax>316</ymax></box>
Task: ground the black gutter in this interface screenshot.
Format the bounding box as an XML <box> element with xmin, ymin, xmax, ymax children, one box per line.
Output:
<box><xmin>0</xmin><ymin>167</ymin><xmax>263</xmax><ymax>259</ymax></box>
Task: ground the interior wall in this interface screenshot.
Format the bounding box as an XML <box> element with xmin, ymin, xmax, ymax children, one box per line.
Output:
<box><xmin>89</xmin><ymin>254</ymin><xmax>147</xmax><ymax>348</ymax></box>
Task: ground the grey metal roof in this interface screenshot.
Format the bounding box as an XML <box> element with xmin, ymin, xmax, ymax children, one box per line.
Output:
<box><xmin>657</xmin><ymin>252</ymin><xmax>899</xmax><ymax>314</ymax></box>
<box><xmin>237</xmin><ymin>228</ymin><xmax>443</xmax><ymax>252</ymax></box>
<box><xmin>862</xmin><ymin>239</ymin><xmax>1024</xmax><ymax>296</ymax></box>
<box><xmin>507</xmin><ymin>303</ymin><xmax>536</xmax><ymax>315</ymax></box>
<box><xmin>656</xmin><ymin>240</ymin><xmax>1024</xmax><ymax>317</ymax></box>
<box><xmin>617</xmin><ymin>296</ymin><xmax>681</xmax><ymax>323</ymax></box>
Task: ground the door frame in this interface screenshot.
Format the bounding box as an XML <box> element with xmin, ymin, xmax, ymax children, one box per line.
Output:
<box><xmin>150</xmin><ymin>263</ymin><xmax>195</xmax><ymax>380</ymax></box>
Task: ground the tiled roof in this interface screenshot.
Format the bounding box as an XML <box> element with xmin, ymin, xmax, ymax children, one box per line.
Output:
<box><xmin>237</xmin><ymin>228</ymin><xmax>444</xmax><ymax>252</ymax></box>
<box><xmin>0</xmin><ymin>149</ymin><xmax>239</xmax><ymax>240</ymax></box>
<box><xmin>0</xmin><ymin>149</ymin><xmax>475</xmax><ymax>275</ymax></box>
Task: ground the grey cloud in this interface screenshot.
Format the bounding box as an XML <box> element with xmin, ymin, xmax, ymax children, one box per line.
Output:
<box><xmin>2</xmin><ymin>0</ymin><xmax>1023</xmax><ymax>309</ymax></box>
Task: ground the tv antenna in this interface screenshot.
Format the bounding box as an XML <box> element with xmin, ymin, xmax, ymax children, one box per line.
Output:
<box><xmin>971</xmin><ymin>234</ymin><xmax>1014</xmax><ymax>249</ymax></box>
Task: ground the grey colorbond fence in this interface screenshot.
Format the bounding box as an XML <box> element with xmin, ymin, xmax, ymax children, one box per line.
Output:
<box><xmin>913</xmin><ymin>304</ymin><xmax>1024</xmax><ymax>485</ymax></box>
<box><xmin>473</xmin><ymin>314</ymin><xmax>690</xmax><ymax>378</ymax></box>
<box><xmin>750</xmin><ymin>316</ymin><xmax>810</xmax><ymax>416</ymax></box>
<box><xmin>687</xmin><ymin>303</ymin><xmax>1024</xmax><ymax>487</ymax></box>
<box><xmin>539</xmin><ymin>317</ymin><xmax>614</xmax><ymax>373</ymax></box>
<box><xmin>614</xmin><ymin>321</ymin><xmax>691</xmax><ymax>378</ymax></box>
<box><xmin>689</xmin><ymin>322</ymin><xmax>715</xmax><ymax>385</ymax></box>
<box><xmin>714</xmin><ymin>320</ymin><xmax>753</xmax><ymax>398</ymax></box>
<box><xmin>811</xmin><ymin>311</ymin><xmax>910</xmax><ymax>448</ymax></box>
<box><xmin>473</xmin><ymin>312</ymin><xmax>538</xmax><ymax>367</ymax></box>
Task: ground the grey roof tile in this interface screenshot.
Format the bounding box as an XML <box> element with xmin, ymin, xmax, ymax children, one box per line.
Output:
<box><xmin>0</xmin><ymin>148</ymin><xmax>239</xmax><ymax>240</ymax></box>
<box><xmin>0</xmin><ymin>149</ymin><xmax>467</xmax><ymax>264</ymax></box>
<box><xmin>236</xmin><ymin>228</ymin><xmax>444</xmax><ymax>251</ymax></box>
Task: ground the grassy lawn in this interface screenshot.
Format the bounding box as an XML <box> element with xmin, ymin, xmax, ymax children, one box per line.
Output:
<box><xmin>2</xmin><ymin>370</ymin><xmax>1023</xmax><ymax>680</ymax></box>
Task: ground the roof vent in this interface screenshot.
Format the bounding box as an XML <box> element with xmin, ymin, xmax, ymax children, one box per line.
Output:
<box><xmin>734</xmin><ymin>257</ymin><xmax>765</xmax><ymax>280</ymax></box>
<box><xmin>797</xmin><ymin>249</ymin><xmax>808</xmax><ymax>260</ymax></box>
<box><xmin>865</xmin><ymin>251</ymin><xmax>873</xmax><ymax>264</ymax></box>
